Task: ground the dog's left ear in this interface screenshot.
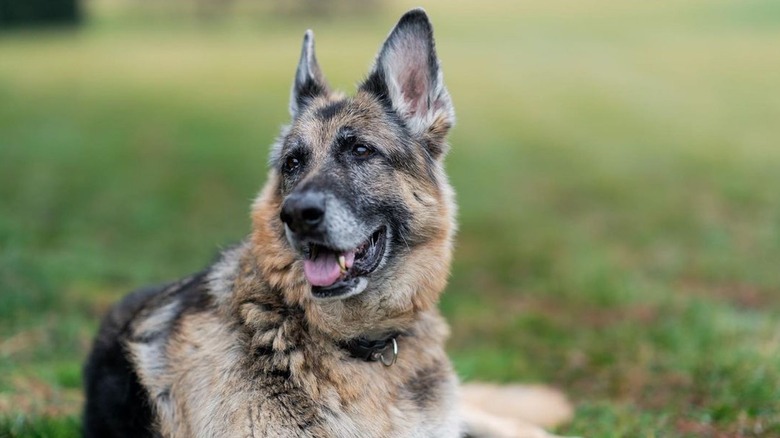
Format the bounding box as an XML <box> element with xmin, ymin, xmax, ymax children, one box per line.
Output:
<box><xmin>290</xmin><ymin>30</ymin><xmax>329</xmax><ymax>118</ymax></box>
<box><xmin>360</xmin><ymin>8</ymin><xmax>455</xmax><ymax>159</ymax></box>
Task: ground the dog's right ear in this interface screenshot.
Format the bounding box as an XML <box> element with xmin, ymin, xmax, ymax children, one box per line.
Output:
<box><xmin>290</xmin><ymin>30</ymin><xmax>329</xmax><ymax>118</ymax></box>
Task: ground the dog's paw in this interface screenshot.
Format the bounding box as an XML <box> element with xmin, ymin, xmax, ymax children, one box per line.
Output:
<box><xmin>460</xmin><ymin>382</ymin><xmax>576</xmax><ymax>438</ymax></box>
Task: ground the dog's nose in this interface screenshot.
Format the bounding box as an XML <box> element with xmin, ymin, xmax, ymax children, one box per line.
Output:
<box><xmin>280</xmin><ymin>191</ymin><xmax>326</xmax><ymax>233</ymax></box>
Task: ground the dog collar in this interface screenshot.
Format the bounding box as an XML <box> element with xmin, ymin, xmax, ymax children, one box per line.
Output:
<box><xmin>339</xmin><ymin>334</ymin><xmax>399</xmax><ymax>366</ymax></box>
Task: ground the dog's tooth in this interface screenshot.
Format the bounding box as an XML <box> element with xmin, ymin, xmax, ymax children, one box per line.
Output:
<box><xmin>338</xmin><ymin>255</ymin><xmax>347</xmax><ymax>273</ymax></box>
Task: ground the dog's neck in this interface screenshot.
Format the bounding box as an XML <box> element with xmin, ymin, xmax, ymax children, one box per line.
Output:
<box><xmin>215</xmin><ymin>241</ymin><xmax>447</xmax><ymax>358</ymax></box>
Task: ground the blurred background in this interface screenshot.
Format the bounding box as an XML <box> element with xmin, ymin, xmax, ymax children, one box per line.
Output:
<box><xmin>1</xmin><ymin>0</ymin><xmax>779</xmax><ymax>436</ymax></box>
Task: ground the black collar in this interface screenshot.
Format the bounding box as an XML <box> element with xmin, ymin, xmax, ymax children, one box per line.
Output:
<box><xmin>339</xmin><ymin>332</ymin><xmax>401</xmax><ymax>366</ymax></box>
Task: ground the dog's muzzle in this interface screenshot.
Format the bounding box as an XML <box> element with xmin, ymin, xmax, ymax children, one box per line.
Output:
<box><xmin>280</xmin><ymin>190</ymin><xmax>389</xmax><ymax>298</ymax></box>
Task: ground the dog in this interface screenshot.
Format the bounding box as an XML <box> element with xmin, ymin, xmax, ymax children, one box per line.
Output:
<box><xmin>83</xmin><ymin>9</ymin><xmax>572</xmax><ymax>437</ymax></box>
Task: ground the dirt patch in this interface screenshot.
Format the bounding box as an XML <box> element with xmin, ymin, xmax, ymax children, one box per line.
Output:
<box><xmin>678</xmin><ymin>278</ymin><xmax>778</xmax><ymax>310</ymax></box>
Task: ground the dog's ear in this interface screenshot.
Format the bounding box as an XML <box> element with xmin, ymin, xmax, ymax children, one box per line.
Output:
<box><xmin>290</xmin><ymin>30</ymin><xmax>329</xmax><ymax>118</ymax></box>
<box><xmin>360</xmin><ymin>8</ymin><xmax>454</xmax><ymax>159</ymax></box>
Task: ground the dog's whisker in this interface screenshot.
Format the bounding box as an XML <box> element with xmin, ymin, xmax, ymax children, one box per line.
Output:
<box><xmin>400</xmin><ymin>233</ymin><xmax>411</xmax><ymax>252</ymax></box>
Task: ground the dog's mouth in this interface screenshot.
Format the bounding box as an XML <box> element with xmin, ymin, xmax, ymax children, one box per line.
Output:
<box><xmin>302</xmin><ymin>226</ymin><xmax>388</xmax><ymax>299</ymax></box>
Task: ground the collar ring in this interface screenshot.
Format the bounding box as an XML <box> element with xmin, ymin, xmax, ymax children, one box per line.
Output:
<box><xmin>378</xmin><ymin>337</ymin><xmax>398</xmax><ymax>367</ymax></box>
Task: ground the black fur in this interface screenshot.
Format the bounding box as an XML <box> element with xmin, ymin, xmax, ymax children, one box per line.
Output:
<box><xmin>360</xmin><ymin>69</ymin><xmax>394</xmax><ymax>112</ymax></box>
<box><xmin>316</xmin><ymin>100</ymin><xmax>347</xmax><ymax>121</ymax></box>
<box><xmin>294</xmin><ymin>77</ymin><xmax>327</xmax><ymax>115</ymax></box>
<box><xmin>83</xmin><ymin>286</ymin><xmax>161</xmax><ymax>438</ymax></box>
<box><xmin>83</xmin><ymin>272</ymin><xmax>213</xmax><ymax>438</ymax></box>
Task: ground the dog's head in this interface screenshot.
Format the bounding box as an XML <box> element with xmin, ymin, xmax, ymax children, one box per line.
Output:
<box><xmin>251</xmin><ymin>9</ymin><xmax>455</xmax><ymax>328</ymax></box>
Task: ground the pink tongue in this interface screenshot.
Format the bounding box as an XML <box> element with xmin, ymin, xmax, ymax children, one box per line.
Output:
<box><xmin>303</xmin><ymin>250</ymin><xmax>355</xmax><ymax>287</ymax></box>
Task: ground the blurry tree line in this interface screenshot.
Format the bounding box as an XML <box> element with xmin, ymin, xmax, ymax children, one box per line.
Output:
<box><xmin>0</xmin><ymin>0</ymin><xmax>384</xmax><ymax>28</ymax></box>
<box><xmin>0</xmin><ymin>0</ymin><xmax>81</xmax><ymax>27</ymax></box>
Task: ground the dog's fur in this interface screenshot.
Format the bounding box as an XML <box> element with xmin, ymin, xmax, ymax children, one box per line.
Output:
<box><xmin>83</xmin><ymin>9</ymin><xmax>571</xmax><ymax>438</ymax></box>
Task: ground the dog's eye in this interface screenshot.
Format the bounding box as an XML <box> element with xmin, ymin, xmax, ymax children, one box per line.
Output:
<box><xmin>351</xmin><ymin>143</ymin><xmax>375</xmax><ymax>159</ymax></box>
<box><xmin>283</xmin><ymin>155</ymin><xmax>301</xmax><ymax>173</ymax></box>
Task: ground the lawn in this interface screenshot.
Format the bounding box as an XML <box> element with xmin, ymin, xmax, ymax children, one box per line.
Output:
<box><xmin>1</xmin><ymin>0</ymin><xmax>779</xmax><ymax>436</ymax></box>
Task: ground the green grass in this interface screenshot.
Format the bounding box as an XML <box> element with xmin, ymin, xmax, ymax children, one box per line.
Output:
<box><xmin>1</xmin><ymin>0</ymin><xmax>779</xmax><ymax>436</ymax></box>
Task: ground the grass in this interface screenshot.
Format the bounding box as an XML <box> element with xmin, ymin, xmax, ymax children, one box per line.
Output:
<box><xmin>1</xmin><ymin>0</ymin><xmax>779</xmax><ymax>436</ymax></box>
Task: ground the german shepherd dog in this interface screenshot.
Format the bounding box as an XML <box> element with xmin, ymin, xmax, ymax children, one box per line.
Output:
<box><xmin>83</xmin><ymin>9</ymin><xmax>572</xmax><ymax>438</ymax></box>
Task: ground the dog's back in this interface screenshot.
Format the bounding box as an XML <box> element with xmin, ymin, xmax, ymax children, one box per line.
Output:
<box><xmin>84</xmin><ymin>284</ymin><xmax>163</xmax><ymax>437</ymax></box>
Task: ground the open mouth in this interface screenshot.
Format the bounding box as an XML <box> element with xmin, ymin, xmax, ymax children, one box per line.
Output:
<box><xmin>303</xmin><ymin>226</ymin><xmax>387</xmax><ymax>299</ymax></box>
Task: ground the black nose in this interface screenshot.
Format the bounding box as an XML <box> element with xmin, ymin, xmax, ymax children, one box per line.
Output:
<box><xmin>280</xmin><ymin>191</ymin><xmax>326</xmax><ymax>234</ymax></box>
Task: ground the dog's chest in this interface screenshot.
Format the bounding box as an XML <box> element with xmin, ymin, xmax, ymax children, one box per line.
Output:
<box><xmin>128</xmin><ymin>308</ymin><xmax>461</xmax><ymax>438</ymax></box>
